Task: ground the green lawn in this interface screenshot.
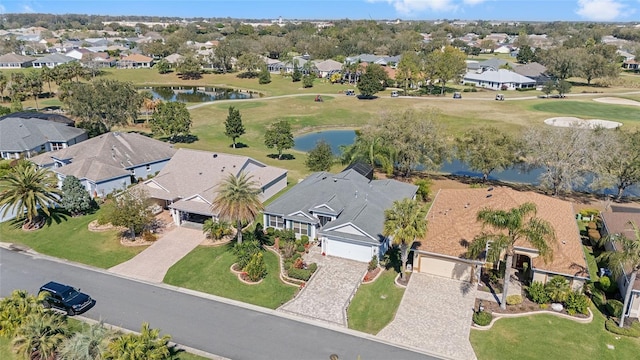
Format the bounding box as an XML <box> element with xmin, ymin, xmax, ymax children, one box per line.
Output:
<box><xmin>530</xmin><ymin>101</ymin><xmax>640</xmax><ymax>123</ymax></box>
<box><xmin>0</xmin><ymin>210</ymin><xmax>145</xmax><ymax>269</ymax></box>
<box><xmin>163</xmin><ymin>244</ymin><xmax>297</xmax><ymax>309</ymax></box>
<box><xmin>470</xmin><ymin>306</ymin><xmax>640</xmax><ymax>360</ymax></box>
<box><xmin>347</xmin><ymin>269</ymin><xmax>405</xmax><ymax>334</ymax></box>
<box><xmin>584</xmin><ymin>245</ymin><xmax>600</xmax><ymax>282</ymax></box>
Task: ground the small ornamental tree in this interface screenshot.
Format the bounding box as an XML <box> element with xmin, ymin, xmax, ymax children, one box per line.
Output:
<box><xmin>302</xmin><ymin>73</ymin><xmax>315</xmax><ymax>88</ymax></box>
<box><xmin>60</xmin><ymin>175</ymin><xmax>94</xmax><ymax>216</ymax></box>
<box><xmin>244</xmin><ymin>252</ymin><xmax>267</xmax><ymax>281</ymax></box>
<box><xmin>107</xmin><ymin>188</ymin><xmax>153</xmax><ymax>239</ymax></box>
<box><xmin>258</xmin><ymin>65</ymin><xmax>271</xmax><ymax>84</ymax></box>
<box><xmin>155</xmin><ymin>59</ymin><xmax>171</xmax><ymax>74</ymax></box>
<box><xmin>224</xmin><ymin>106</ymin><xmax>246</xmax><ymax>148</ymax></box>
<box><xmin>305</xmin><ymin>140</ymin><xmax>334</xmax><ymax>171</ymax></box>
<box><xmin>264</xmin><ymin>120</ymin><xmax>295</xmax><ymax>160</ymax></box>
<box><xmin>292</xmin><ymin>63</ymin><xmax>302</xmax><ymax>82</ymax></box>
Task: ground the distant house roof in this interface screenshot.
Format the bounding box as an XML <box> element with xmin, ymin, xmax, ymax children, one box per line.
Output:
<box><xmin>0</xmin><ymin>117</ymin><xmax>86</xmax><ymax>152</ymax></box>
<box><xmin>314</xmin><ymin>59</ymin><xmax>343</xmax><ymax>72</ymax></box>
<box><xmin>31</xmin><ymin>132</ymin><xmax>176</xmax><ymax>182</ymax></box>
<box><xmin>265</xmin><ymin>169</ymin><xmax>417</xmax><ymax>245</ymax></box>
<box><xmin>120</xmin><ymin>53</ymin><xmax>153</xmax><ymax>63</ymax></box>
<box><xmin>513</xmin><ymin>62</ymin><xmax>548</xmax><ymax>78</ymax></box>
<box><xmin>139</xmin><ymin>148</ymin><xmax>287</xmax><ymax>215</ymax></box>
<box><xmin>417</xmin><ymin>187</ymin><xmax>588</xmax><ymax>279</ymax></box>
<box><xmin>164</xmin><ymin>53</ymin><xmax>183</xmax><ymax>64</ymax></box>
<box><xmin>33</xmin><ymin>53</ymin><xmax>76</xmax><ymax>64</ymax></box>
<box><xmin>0</xmin><ymin>112</ymin><xmax>74</xmax><ymax>125</ymax></box>
<box><xmin>360</xmin><ymin>62</ymin><xmax>396</xmax><ymax>79</ymax></box>
<box><xmin>477</xmin><ymin>58</ymin><xmax>508</xmax><ymax>70</ymax></box>
<box><xmin>463</xmin><ymin>68</ymin><xmax>535</xmax><ymax>85</ymax></box>
<box><xmin>0</xmin><ymin>53</ymin><xmax>36</xmax><ymax>63</ymax></box>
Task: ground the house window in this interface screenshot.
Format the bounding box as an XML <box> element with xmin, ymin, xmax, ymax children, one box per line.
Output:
<box><xmin>51</xmin><ymin>142</ymin><xmax>64</xmax><ymax>151</ymax></box>
<box><xmin>317</xmin><ymin>215</ymin><xmax>331</xmax><ymax>227</ymax></box>
<box><xmin>268</xmin><ymin>215</ymin><xmax>284</xmax><ymax>228</ymax></box>
<box><xmin>291</xmin><ymin>221</ymin><xmax>309</xmax><ymax>236</ymax></box>
<box><xmin>146</xmin><ymin>164</ymin><xmax>150</xmax><ymax>171</ymax></box>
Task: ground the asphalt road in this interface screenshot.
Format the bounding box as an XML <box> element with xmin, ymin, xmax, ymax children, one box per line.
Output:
<box><xmin>0</xmin><ymin>248</ymin><xmax>437</xmax><ymax>360</ymax></box>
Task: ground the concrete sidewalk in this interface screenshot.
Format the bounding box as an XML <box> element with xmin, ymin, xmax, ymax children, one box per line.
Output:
<box><xmin>109</xmin><ymin>227</ymin><xmax>204</xmax><ymax>283</ymax></box>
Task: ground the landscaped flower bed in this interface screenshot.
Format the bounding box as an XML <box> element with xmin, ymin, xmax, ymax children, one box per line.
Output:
<box><xmin>266</xmin><ymin>228</ymin><xmax>318</xmax><ymax>281</ymax></box>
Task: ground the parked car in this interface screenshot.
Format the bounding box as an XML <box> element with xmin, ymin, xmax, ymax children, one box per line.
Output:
<box><xmin>391</xmin><ymin>90</ymin><xmax>399</xmax><ymax>97</ymax></box>
<box><xmin>453</xmin><ymin>92</ymin><xmax>462</xmax><ymax>99</ymax></box>
<box><xmin>39</xmin><ymin>281</ymin><xmax>93</xmax><ymax>316</ymax></box>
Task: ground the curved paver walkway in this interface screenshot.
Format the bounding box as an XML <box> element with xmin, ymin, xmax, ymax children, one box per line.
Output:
<box><xmin>278</xmin><ymin>246</ymin><xmax>367</xmax><ymax>326</ymax></box>
<box><xmin>109</xmin><ymin>227</ymin><xmax>204</xmax><ymax>283</ymax></box>
<box><xmin>378</xmin><ymin>273</ymin><xmax>477</xmax><ymax>360</ymax></box>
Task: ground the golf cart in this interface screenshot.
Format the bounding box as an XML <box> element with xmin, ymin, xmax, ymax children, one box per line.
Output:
<box><xmin>495</xmin><ymin>94</ymin><xmax>505</xmax><ymax>101</ymax></box>
<box><xmin>453</xmin><ymin>92</ymin><xmax>462</xmax><ymax>99</ymax></box>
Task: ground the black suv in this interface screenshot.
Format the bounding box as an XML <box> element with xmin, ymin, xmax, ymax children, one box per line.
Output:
<box><xmin>39</xmin><ymin>281</ymin><xmax>93</xmax><ymax>316</ymax></box>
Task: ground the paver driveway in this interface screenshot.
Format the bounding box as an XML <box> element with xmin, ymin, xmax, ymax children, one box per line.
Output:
<box><xmin>278</xmin><ymin>247</ymin><xmax>367</xmax><ymax>326</ymax></box>
<box><xmin>109</xmin><ymin>227</ymin><xmax>204</xmax><ymax>283</ymax></box>
<box><xmin>377</xmin><ymin>273</ymin><xmax>477</xmax><ymax>360</ymax></box>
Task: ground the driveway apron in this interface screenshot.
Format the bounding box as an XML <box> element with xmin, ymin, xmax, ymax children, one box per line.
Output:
<box><xmin>377</xmin><ymin>273</ymin><xmax>477</xmax><ymax>360</ymax></box>
<box><xmin>278</xmin><ymin>247</ymin><xmax>367</xmax><ymax>327</ymax></box>
<box><xmin>109</xmin><ymin>227</ymin><xmax>204</xmax><ymax>283</ymax></box>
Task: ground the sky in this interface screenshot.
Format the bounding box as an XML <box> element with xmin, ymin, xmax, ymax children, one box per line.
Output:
<box><xmin>0</xmin><ymin>0</ymin><xmax>638</xmax><ymax>22</ymax></box>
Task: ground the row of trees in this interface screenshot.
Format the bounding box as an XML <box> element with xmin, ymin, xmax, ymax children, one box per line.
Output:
<box><xmin>0</xmin><ymin>290</ymin><xmax>177</xmax><ymax>359</ymax></box>
<box><xmin>341</xmin><ymin>109</ymin><xmax>640</xmax><ymax>199</ymax></box>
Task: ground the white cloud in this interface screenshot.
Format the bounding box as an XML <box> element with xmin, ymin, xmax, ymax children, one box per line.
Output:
<box><xmin>22</xmin><ymin>5</ymin><xmax>34</xmax><ymax>13</ymax></box>
<box><xmin>462</xmin><ymin>0</ymin><xmax>487</xmax><ymax>4</ymax></box>
<box><xmin>376</xmin><ymin>0</ymin><xmax>458</xmax><ymax>15</ymax></box>
<box><xmin>576</xmin><ymin>0</ymin><xmax>624</xmax><ymax>21</ymax></box>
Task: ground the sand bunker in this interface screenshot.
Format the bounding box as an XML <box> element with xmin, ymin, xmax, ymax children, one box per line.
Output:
<box><xmin>544</xmin><ymin>117</ymin><xmax>622</xmax><ymax>129</ymax></box>
<box><xmin>593</xmin><ymin>97</ymin><xmax>640</xmax><ymax>107</ymax></box>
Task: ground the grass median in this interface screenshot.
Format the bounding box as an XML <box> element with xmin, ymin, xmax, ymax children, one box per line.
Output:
<box><xmin>347</xmin><ymin>269</ymin><xmax>405</xmax><ymax>334</ymax></box>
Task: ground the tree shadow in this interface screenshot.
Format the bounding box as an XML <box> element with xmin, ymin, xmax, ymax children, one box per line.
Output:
<box><xmin>44</xmin><ymin>208</ymin><xmax>70</xmax><ymax>226</ymax></box>
<box><xmin>230</xmin><ymin>142</ymin><xmax>248</xmax><ymax>149</ymax></box>
<box><xmin>267</xmin><ymin>154</ymin><xmax>295</xmax><ymax>160</ymax></box>
<box><xmin>356</xmin><ymin>95</ymin><xmax>378</xmax><ymax>100</ymax></box>
<box><xmin>383</xmin><ymin>246</ymin><xmax>402</xmax><ymax>273</ymax></box>
<box><xmin>164</xmin><ymin>134</ymin><xmax>199</xmax><ymax>144</ymax></box>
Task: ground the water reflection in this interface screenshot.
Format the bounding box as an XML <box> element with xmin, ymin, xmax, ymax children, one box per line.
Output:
<box><xmin>139</xmin><ymin>86</ymin><xmax>260</xmax><ymax>103</ymax></box>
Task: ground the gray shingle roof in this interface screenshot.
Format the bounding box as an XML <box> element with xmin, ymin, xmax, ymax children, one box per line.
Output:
<box><xmin>31</xmin><ymin>132</ymin><xmax>176</xmax><ymax>181</ymax></box>
<box><xmin>463</xmin><ymin>69</ymin><xmax>535</xmax><ymax>84</ymax></box>
<box><xmin>0</xmin><ymin>117</ymin><xmax>86</xmax><ymax>152</ymax></box>
<box><xmin>33</xmin><ymin>53</ymin><xmax>76</xmax><ymax>64</ymax></box>
<box><xmin>0</xmin><ymin>53</ymin><xmax>36</xmax><ymax>63</ymax></box>
<box><xmin>265</xmin><ymin>169</ymin><xmax>417</xmax><ymax>245</ymax></box>
<box><xmin>513</xmin><ymin>62</ymin><xmax>548</xmax><ymax>78</ymax></box>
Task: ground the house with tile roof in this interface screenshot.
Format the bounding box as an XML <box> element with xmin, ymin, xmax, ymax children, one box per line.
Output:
<box><xmin>313</xmin><ymin>59</ymin><xmax>343</xmax><ymax>78</ymax></box>
<box><xmin>139</xmin><ymin>148</ymin><xmax>287</xmax><ymax>227</ymax></box>
<box><xmin>32</xmin><ymin>53</ymin><xmax>77</xmax><ymax>68</ymax></box>
<box><xmin>413</xmin><ymin>187</ymin><xmax>590</xmax><ymax>288</ymax></box>
<box><xmin>463</xmin><ymin>68</ymin><xmax>536</xmax><ymax>91</ymax></box>
<box><xmin>264</xmin><ymin>169</ymin><xmax>417</xmax><ymax>262</ymax></box>
<box><xmin>0</xmin><ymin>53</ymin><xmax>36</xmax><ymax>68</ymax></box>
<box><xmin>0</xmin><ymin>116</ymin><xmax>87</xmax><ymax>160</ymax></box>
<box><xmin>117</xmin><ymin>54</ymin><xmax>154</xmax><ymax>69</ymax></box>
<box><xmin>600</xmin><ymin>210</ymin><xmax>640</xmax><ymax>321</ymax></box>
<box><xmin>30</xmin><ymin>132</ymin><xmax>176</xmax><ymax>198</ymax></box>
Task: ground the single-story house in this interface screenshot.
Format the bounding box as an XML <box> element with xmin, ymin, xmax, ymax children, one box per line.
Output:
<box><xmin>623</xmin><ymin>59</ymin><xmax>639</xmax><ymax>71</ymax></box>
<box><xmin>32</xmin><ymin>53</ymin><xmax>77</xmax><ymax>68</ymax></box>
<box><xmin>345</xmin><ymin>54</ymin><xmax>401</xmax><ymax>67</ymax></box>
<box><xmin>64</xmin><ymin>48</ymin><xmax>93</xmax><ymax>60</ymax></box>
<box><xmin>81</xmin><ymin>52</ymin><xmax>116</xmax><ymax>68</ymax></box>
<box><xmin>117</xmin><ymin>54</ymin><xmax>154</xmax><ymax>69</ymax></box>
<box><xmin>30</xmin><ymin>132</ymin><xmax>176</xmax><ymax>198</ymax></box>
<box><xmin>263</xmin><ymin>168</ymin><xmax>418</xmax><ymax>262</ymax></box>
<box><xmin>600</xmin><ymin>210</ymin><xmax>640</xmax><ymax>321</ymax></box>
<box><xmin>463</xmin><ymin>68</ymin><xmax>536</xmax><ymax>91</ymax></box>
<box><xmin>494</xmin><ymin>45</ymin><xmax>512</xmax><ymax>54</ymax></box>
<box><xmin>164</xmin><ymin>53</ymin><xmax>183</xmax><ymax>65</ymax></box>
<box><xmin>414</xmin><ymin>187</ymin><xmax>590</xmax><ymax>288</ymax></box>
<box><xmin>139</xmin><ymin>148</ymin><xmax>287</xmax><ymax>227</ymax></box>
<box><xmin>0</xmin><ymin>116</ymin><xmax>87</xmax><ymax>160</ymax></box>
<box><xmin>512</xmin><ymin>62</ymin><xmax>552</xmax><ymax>85</ymax></box>
<box><xmin>466</xmin><ymin>58</ymin><xmax>507</xmax><ymax>72</ymax></box>
<box><xmin>0</xmin><ymin>53</ymin><xmax>35</xmax><ymax>68</ymax></box>
<box><xmin>313</xmin><ymin>59</ymin><xmax>343</xmax><ymax>78</ymax></box>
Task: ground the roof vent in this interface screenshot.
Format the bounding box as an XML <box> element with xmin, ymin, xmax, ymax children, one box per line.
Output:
<box><xmin>213</xmin><ymin>154</ymin><xmax>218</xmax><ymax>158</ymax></box>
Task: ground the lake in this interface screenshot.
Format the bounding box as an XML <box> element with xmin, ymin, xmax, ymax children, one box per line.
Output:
<box><xmin>138</xmin><ymin>86</ymin><xmax>260</xmax><ymax>103</ymax></box>
<box><xmin>294</xmin><ymin>129</ymin><xmax>640</xmax><ymax>197</ymax></box>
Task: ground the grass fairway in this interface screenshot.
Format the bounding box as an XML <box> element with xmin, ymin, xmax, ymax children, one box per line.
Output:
<box><xmin>347</xmin><ymin>270</ymin><xmax>405</xmax><ymax>334</ymax></box>
<box><xmin>469</xmin><ymin>306</ymin><xmax>640</xmax><ymax>360</ymax></box>
<box><xmin>163</xmin><ymin>244</ymin><xmax>297</xmax><ymax>309</ymax></box>
<box><xmin>0</xmin><ymin>211</ymin><xmax>145</xmax><ymax>269</ymax></box>
<box><xmin>530</xmin><ymin>101</ymin><xmax>640</xmax><ymax>123</ymax></box>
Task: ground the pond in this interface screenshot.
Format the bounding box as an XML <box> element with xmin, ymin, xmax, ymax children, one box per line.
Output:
<box><xmin>294</xmin><ymin>129</ymin><xmax>640</xmax><ymax>197</ymax></box>
<box><xmin>138</xmin><ymin>86</ymin><xmax>260</xmax><ymax>103</ymax></box>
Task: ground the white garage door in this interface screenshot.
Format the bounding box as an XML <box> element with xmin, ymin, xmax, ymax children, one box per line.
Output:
<box><xmin>325</xmin><ymin>239</ymin><xmax>372</xmax><ymax>262</ymax></box>
<box><xmin>419</xmin><ymin>256</ymin><xmax>472</xmax><ymax>281</ymax></box>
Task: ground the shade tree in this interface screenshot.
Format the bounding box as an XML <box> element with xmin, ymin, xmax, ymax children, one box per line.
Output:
<box><xmin>264</xmin><ymin>120</ymin><xmax>295</xmax><ymax>160</ymax></box>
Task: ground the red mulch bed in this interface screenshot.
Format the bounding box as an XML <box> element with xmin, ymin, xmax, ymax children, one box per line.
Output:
<box><xmin>363</xmin><ymin>267</ymin><xmax>381</xmax><ymax>282</ymax></box>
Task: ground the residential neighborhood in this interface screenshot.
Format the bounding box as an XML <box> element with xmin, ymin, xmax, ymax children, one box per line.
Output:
<box><xmin>1</xmin><ymin>6</ymin><xmax>640</xmax><ymax>360</ymax></box>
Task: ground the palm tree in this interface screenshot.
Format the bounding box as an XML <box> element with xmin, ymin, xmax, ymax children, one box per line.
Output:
<box><xmin>0</xmin><ymin>289</ymin><xmax>46</xmax><ymax>338</ymax></box>
<box><xmin>202</xmin><ymin>218</ymin><xmax>232</xmax><ymax>240</ymax></box>
<box><xmin>598</xmin><ymin>220</ymin><xmax>640</xmax><ymax>327</ymax></box>
<box><xmin>383</xmin><ymin>198</ymin><xmax>428</xmax><ymax>277</ymax></box>
<box><xmin>0</xmin><ymin>162</ymin><xmax>61</xmax><ymax>229</ymax></box>
<box><xmin>40</xmin><ymin>66</ymin><xmax>55</xmax><ymax>96</ymax></box>
<box><xmin>0</xmin><ymin>72</ymin><xmax>7</xmax><ymax>102</ymax></box>
<box><xmin>58</xmin><ymin>322</ymin><xmax>116</xmax><ymax>360</ymax></box>
<box><xmin>104</xmin><ymin>323</ymin><xmax>171</xmax><ymax>360</ymax></box>
<box><xmin>12</xmin><ymin>312</ymin><xmax>68</xmax><ymax>360</ymax></box>
<box><xmin>466</xmin><ymin>202</ymin><xmax>556</xmax><ymax>309</ymax></box>
<box><xmin>211</xmin><ymin>172</ymin><xmax>263</xmax><ymax>244</ymax></box>
<box><xmin>340</xmin><ymin>132</ymin><xmax>394</xmax><ymax>175</ymax></box>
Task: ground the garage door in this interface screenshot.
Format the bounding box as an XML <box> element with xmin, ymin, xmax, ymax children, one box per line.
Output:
<box><xmin>325</xmin><ymin>239</ymin><xmax>372</xmax><ymax>262</ymax></box>
<box><xmin>419</xmin><ymin>256</ymin><xmax>472</xmax><ymax>281</ymax></box>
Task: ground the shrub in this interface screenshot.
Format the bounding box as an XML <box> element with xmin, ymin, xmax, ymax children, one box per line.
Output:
<box><xmin>244</xmin><ymin>252</ymin><xmax>267</xmax><ymax>281</ymax></box>
<box><xmin>527</xmin><ymin>281</ymin><xmax>550</xmax><ymax>304</ymax></box>
<box><xmin>473</xmin><ymin>311</ymin><xmax>493</xmax><ymax>326</ymax></box>
<box><xmin>308</xmin><ymin>263</ymin><xmax>318</xmax><ymax>273</ymax></box>
<box><xmin>607</xmin><ymin>299</ymin><xmax>624</xmax><ymax>318</ymax></box>
<box><xmin>587</xmin><ymin>229</ymin><xmax>601</xmax><ymax>243</ymax></box>
<box><xmin>233</xmin><ymin>240</ymin><xmax>262</xmax><ymax>269</ymax></box>
<box><xmin>281</xmin><ymin>242</ymin><xmax>296</xmax><ymax>259</ymax></box>
<box><xmin>539</xmin><ymin>303</ymin><xmax>549</xmax><ymax>310</ymax></box>
<box><xmin>368</xmin><ymin>256</ymin><xmax>378</xmax><ymax>272</ymax></box>
<box><xmin>300</xmin><ymin>235</ymin><xmax>309</xmax><ymax>246</ymax></box>
<box><xmin>293</xmin><ymin>257</ymin><xmax>304</xmax><ymax>269</ymax></box>
<box><xmin>296</xmin><ymin>245</ymin><xmax>305</xmax><ymax>253</ymax></box>
<box><xmin>287</xmin><ymin>267</ymin><xmax>313</xmax><ymax>281</ymax></box>
<box><xmin>598</xmin><ymin>276</ymin><xmax>611</xmax><ymax>291</ymax></box>
<box><xmin>506</xmin><ymin>295</ymin><xmax>523</xmax><ymax>305</ymax></box>
<box><xmin>604</xmin><ymin>319</ymin><xmax>640</xmax><ymax>337</ymax></box>
<box><xmin>565</xmin><ymin>291</ymin><xmax>589</xmax><ymax>315</ymax></box>
<box><xmin>546</xmin><ymin>276</ymin><xmax>571</xmax><ymax>302</ymax></box>
<box><xmin>141</xmin><ymin>230</ymin><xmax>157</xmax><ymax>242</ymax></box>
<box><xmin>587</xmin><ymin>221</ymin><xmax>597</xmax><ymax>230</ymax></box>
<box><xmin>591</xmin><ymin>288</ymin><xmax>607</xmax><ymax>308</ymax></box>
